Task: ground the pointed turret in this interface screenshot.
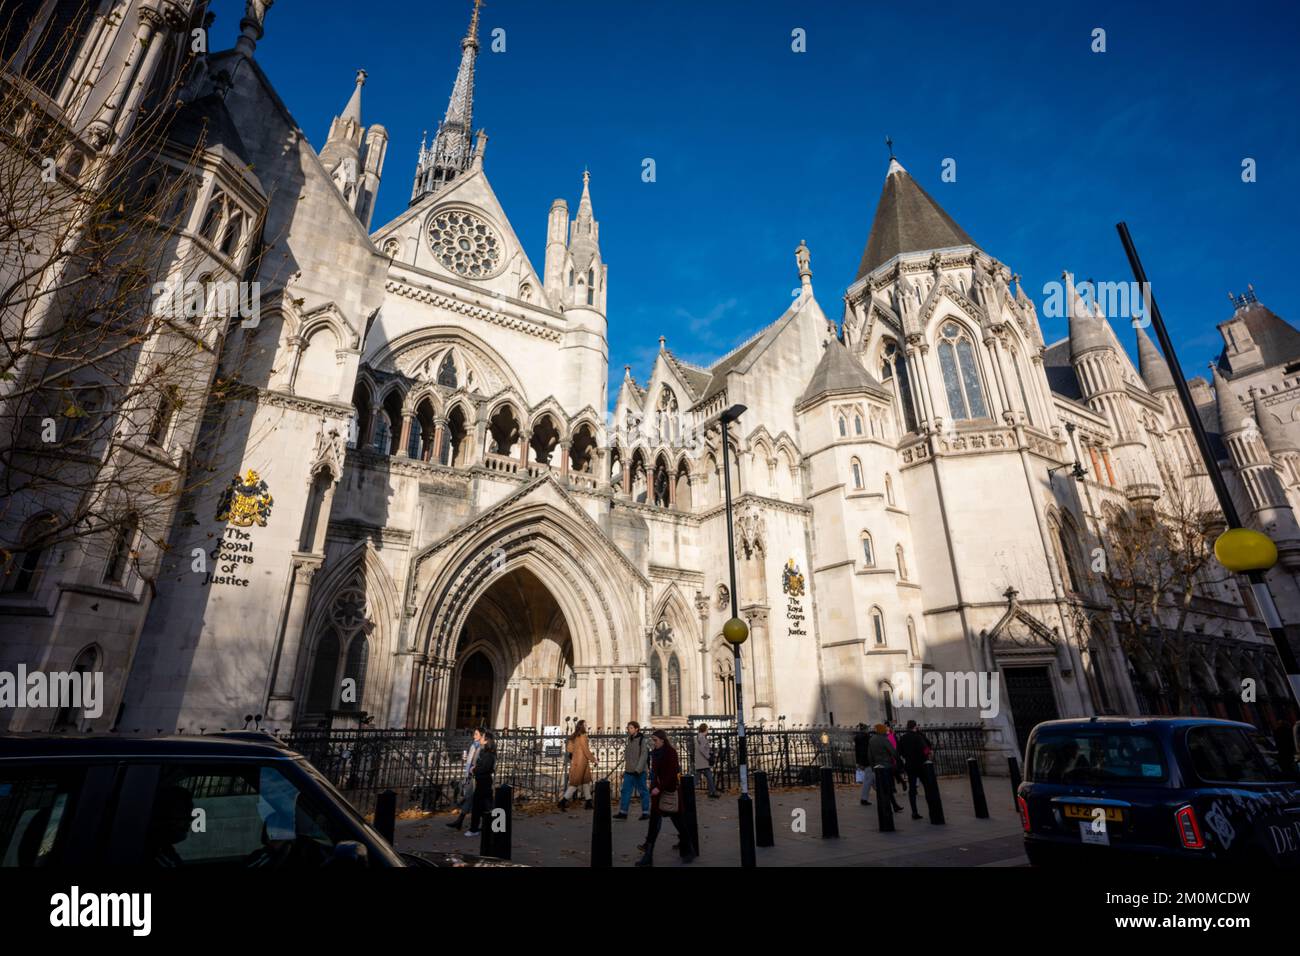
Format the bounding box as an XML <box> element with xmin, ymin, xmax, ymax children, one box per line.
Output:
<box><xmin>856</xmin><ymin>157</ymin><xmax>978</xmax><ymax>279</ymax></box>
<box><xmin>1136</xmin><ymin>325</ymin><xmax>1175</xmax><ymax>392</ymax></box>
<box><xmin>799</xmin><ymin>338</ymin><xmax>882</xmax><ymax>406</ymax></box>
<box><xmin>1253</xmin><ymin>391</ymin><xmax>1300</xmax><ymax>454</ymax></box>
<box><xmin>321</xmin><ymin>69</ymin><xmax>386</xmax><ymax>226</ymax></box>
<box><xmin>1066</xmin><ymin>273</ymin><xmax>1111</xmax><ymax>359</ymax></box>
<box><xmin>412</xmin><ymin>0</ymin><xmax>483</xmax><ymax>202</ymax></box>
<box><xmin>1212</xmin><ymin>365</ymin><xmax>1247</xmax><ymax>436</ymax></box>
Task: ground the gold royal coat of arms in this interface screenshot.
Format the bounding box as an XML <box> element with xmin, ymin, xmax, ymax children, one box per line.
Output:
<box><xmin>216</xmin><ymin>469</ymin><xmax>274</xmax><ymax>527</ymax></box>
<box><xmin>782</xmin><ymin>558</ymin><xmax>805</xmax><ymax>597</ymax></box>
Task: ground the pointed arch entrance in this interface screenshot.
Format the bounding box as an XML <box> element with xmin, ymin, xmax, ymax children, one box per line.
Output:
<box><xmin>406</xmin><ymin>482</ymin><xmax>648</xmax><ymax>732</ymax></box>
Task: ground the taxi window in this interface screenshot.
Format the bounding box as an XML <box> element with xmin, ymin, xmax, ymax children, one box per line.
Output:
<box><xmin>0</xmin><ymin>767</ymin><xmax>83</xmax><ymax>867</ymax></box>
<box><xmin>1186</xmin><ymin>726</ymin><xmax>1277</xmax><ymax>783</ymax></box>
<box><xmin>1028</xmin><ymin>729</ymin><xmax>1167</xmax><ymax>784</ymax></box>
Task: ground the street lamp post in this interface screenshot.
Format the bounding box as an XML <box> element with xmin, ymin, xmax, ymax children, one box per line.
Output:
<box><xmin>719</xmin><ymin>403</ymin><xmax>757</xmax><ymax>867</ymax></box>
<box><xmin>1117</xmin><ymin>223</ymin><xmax>1300</xmax><ymax>709</ymax></box>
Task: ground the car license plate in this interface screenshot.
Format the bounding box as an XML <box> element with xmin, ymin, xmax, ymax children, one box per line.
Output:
<box><xmin>1079</xmin><ymin>821</ymin><xmax>1110</xmax><ymax>846</ymax></box>
<box><xmin>1063</xmin><ymin>805</ymin><xmax>1123</xmax><ymax>822</ymax></box>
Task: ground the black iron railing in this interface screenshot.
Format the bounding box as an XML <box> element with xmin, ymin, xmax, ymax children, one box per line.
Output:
<box><xmin>278</xmin><ymin>724</ymin><xmax>988</xmax><ymax>815</ymax></box>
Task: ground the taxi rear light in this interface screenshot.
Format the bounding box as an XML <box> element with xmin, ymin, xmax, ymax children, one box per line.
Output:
<box><xmin>1017</xmin><ymin>795</ymin><xmax>1031</xmax><ymax>832</ymax></box>
<box><xmin>1175</xmin><ymin>804</ymin><xmax>1204</xmax><ymax>849</ymax></box>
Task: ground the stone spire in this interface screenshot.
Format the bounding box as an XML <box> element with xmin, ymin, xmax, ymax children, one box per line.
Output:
<box><xmin>1135</xmin><ymin>325</ymin><xmax>1175</xmax><ymax>392</ymax></box>
<box><xmin>1066</xmin><ymin>272</ymin><xmax>1111</xmax><ymax>359</ymax></box>
<box><xmin>235</xmin><ymin>0</ymin><xmax>275</xmax><ymax>58</ymax></box>
<box><xmin>1211</xmin><ymin>364</ymin><xmax>1247</xmax><ymax>436</ymax></box>
<box><xmin>411</xmin><ymin>0</ymin><xmax>482</xmax><ymax>203</ymax></box>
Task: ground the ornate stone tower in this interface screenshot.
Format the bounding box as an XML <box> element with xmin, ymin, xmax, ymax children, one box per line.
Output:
<box><xmin>551</xmin><ymin>171</ymin><xmax>609</xmax><ymax>413</ymax></box>
<box><xmin>320</xmin><ymin>69</ymin><xmax>387</xmax><ymax>228</ymax></box>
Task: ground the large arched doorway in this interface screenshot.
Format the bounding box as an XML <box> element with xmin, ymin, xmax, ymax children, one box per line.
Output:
<box><xmin>448</xmin><ymin>567</ymin><xmax>574</xmax><ymax>730</ymax></box>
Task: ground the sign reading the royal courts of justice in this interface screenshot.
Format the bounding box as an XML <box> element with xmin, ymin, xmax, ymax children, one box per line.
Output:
<box><xmin>782</xmin><ymin>558</ymin><xmax>808</xmax><ymax>637</ymax></box>
<box><xmin>206</xmin><ymin>469</ymin><xmax>273</xmax><ymax>588</ymax></box>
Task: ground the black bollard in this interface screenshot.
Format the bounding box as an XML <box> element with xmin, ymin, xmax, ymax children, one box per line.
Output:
<box><xmin>373</xmin><ymin>789</ymin><xmax>397</xmax><ymax>845</ymax></box>
<box><xmin>738</xmin><ymin>793</ymin><xmax>757</xmax><ymax>867</ymax></box>
<box><xmin>754</xmin><ymin>771</ymin><xmax>775</xmax><ymax>847</ymax></box>
<box><xmin>874</xmin><ymin>765</ymin><xmax>895</xmax><ymax>832</ymax></box>
<box><xmin>590</xmin><ymin>779</ymin><xmax>612</xmax><ymax>867</ymax></box>
<box><xmin>479</xmin><ymin>786</ymin><xmax>496</xmax><ymax>857</ymax></box>
<box><xmin>819</xmin><ymin>766</ymin><xmax>840</xmax><ymax>838</ymax></box>
<box><xmin>967</xmin><ymin>757</ymin><xmax>989</xmax><ymax>819</ymax></box>
<box><xmin>921</xmin><ymin>762</ymin><xmax>945</xmax><ymax>825</ymax></box>
<box><xmin>491</xmin><ymin>784</ymin><xmax>512</xmax><ymax>860</ymax></box>
<box><xmin>1007</xmin><ymin>756</ymin><xmax>1022</xmax><ymax>811</ymax></box>
<box><xmin>679</xmin><ymin>774</ymin><xmax>699</xmax><ymax>858</ymax></box>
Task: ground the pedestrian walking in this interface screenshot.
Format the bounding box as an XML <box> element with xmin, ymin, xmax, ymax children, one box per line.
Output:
<box><xmin>897</xmin><ymin>720</ymin><xmax>933</xmax><ymax>819</ymax></box>
<box><xmin>853</xmin><ymin>723</ymin><xmax>873</xmax><ymax>805</ymax></box>
<box><xmin>465</xmin><ymin>730</ymin><xmax>496</xmax><ymax>838</ymax></box>
<box><xmin>559</xmin><ymin>719</ymin><xmax>596</xmax><ymax>810</ymax></box>
<box><xmin>867</xmin><ymin>722</ymin><xmax>905</xmax><ymax>813</ymax></box>
<box><xmin>887</xmin><ymin>721</ymin><xmax>905</xmax><ymax>793</ymax></box>
<box><xmin>446</xmin><ymin>727</ymin><xmax>482</xmax><ymax>829</ymax></box>
<box><xmin>616</xmin><ymin>721</ymin><xmax>651</xmax><ymax>820</ymax></box>
<box><xmin>636</xmin><ymin>729</ymin><xmax>695</xmax><ymax>866</ymax></box>
<box><xmin>694</xmin><ymin>723</ymin><xmax>719</xmax><ymax>798</ymax></box>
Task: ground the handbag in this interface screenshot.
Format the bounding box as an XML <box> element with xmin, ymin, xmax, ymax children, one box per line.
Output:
<box><xmin>658</xmin><ymin>790</ymin><xmax>679</xmax><ymax>814</ymax></box>
<box><xmin>854</xmin><ymin>768</ymin><xmax>866</xmax><ymax>784</ymax></box>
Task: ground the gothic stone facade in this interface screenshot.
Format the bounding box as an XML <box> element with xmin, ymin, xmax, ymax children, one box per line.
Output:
<box><xmin>3</xmin><ymin>2</ymin><xmax>1298</xmax><ymax>759</ymax></box>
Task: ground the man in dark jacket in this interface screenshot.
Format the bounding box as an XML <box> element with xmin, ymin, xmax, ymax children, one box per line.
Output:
<box><xmin>896</xmin><ymin>720</ymin><xmax>932</xmax><ymax>819</ymax></box>
<box><xmin>853</xmin><ymin>724</ymin><xmax>872</xmax><ymax>805</ymax></box>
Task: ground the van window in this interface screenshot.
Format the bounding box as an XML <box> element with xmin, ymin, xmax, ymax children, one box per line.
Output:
<box><xmin>1186</xmin><ymin>726</ymin><xmax>1278</xmax><ymax>783</ymax></box>
<box><xmin>0</xmin><ymin>767</ymin><xmax>84</xmax><ymax>867</ymax></box>
<box><xmin>1027</xmin><ymin>729</ymin><xmax>1167</xmax><ymax>784</ymax></box>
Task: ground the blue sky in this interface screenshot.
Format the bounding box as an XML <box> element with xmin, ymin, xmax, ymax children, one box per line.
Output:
<box><xmin>219</xmin><ymin>0</ymin><xmax>1300</xmax><ymax>388</ymax></box>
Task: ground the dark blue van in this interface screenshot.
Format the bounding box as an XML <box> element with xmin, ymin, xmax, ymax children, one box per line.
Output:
<box><xmin>1018</xmin><ymin>717</ymin><xmax>1300</xmax><ymax>867</ymax></box>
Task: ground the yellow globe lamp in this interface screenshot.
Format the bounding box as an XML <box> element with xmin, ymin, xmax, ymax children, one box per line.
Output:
<box><xmin>722</xmin><ymin>616</ymin><xmax>750</xmax><ymax>645</ymax></box>
<box><xmin>1214</xmin><ymin>527</ymin><xmax>1278</xmax><ymax>573</ymax></box>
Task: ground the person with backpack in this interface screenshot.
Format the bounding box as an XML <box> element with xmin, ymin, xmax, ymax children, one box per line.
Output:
<box><xmin>867</xmin><ymin>722</ymin><xmax>905</xmax><ymax>814</ymax></box>
<box><xmin>446</xmin><ymin>727</ymin><xmax>482</xmax><ymax>830</ymax></box>
<box><xmin>616</xmin><ymin>721</ymin><xmax>651</xmax><ymax>820</ymax></box>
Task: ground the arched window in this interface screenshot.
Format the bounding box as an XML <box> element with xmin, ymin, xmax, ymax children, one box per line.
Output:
<box><xmin>936</xmin><ymin>321</ymin><xmax>989</xmax><ymax>420</ymax></box>
<box><xmin>299</xmin><ymin>469</ymin><xmax>332</xmax><ymax>552</ymax></box>
<box><xmin>714</xmin><ymin>653</ymin><xmax>735</xmax><ymax>713</ymax></box>
<box><xmin>148</xmin><ymin>384</ymin><xmax>179</xmax><ymax>447</ymax></box>
<box><xmin>907</xmin><ymin>618</ymin><xmax>920</xmax><ymax>659</ymax></box>
<box><xmin>103</xmin><ymin>514</ymin><xmax>139</xmax><ymax>585</ymax></box>
<box><xmin>881</xmin><ymin>683</ymin><xmax>896</xmax><ymax>724</ymax></box>
<box><xmin>861</xmin><ymin>532</ymin><xmax>875</xmax><ymax>566</ymax></box>
<box><xmin>896</xmin><ymin>544</ymin><xmax>908</xmax><ymax>581</ymax></box>
<box><xmin>3</xmin><ymin>513</ymin><xmax>54</xmax><ymax>594</ymax></box>
<box><xmin>882</xmin><ymin>340</ymin><xmax>918</xmax><ymax>432</ymax></box>
<box><xmin>1055</xmin><ymin>519</ymin><xmax>1083</xmax><ymax>592</ymax></box>
<box><xmin>587</xmin><ymin>269</ymin><xmax>595</xmax><ymax>305</ymax></box>
<box><xmin>220</xmin><ymin>209</ymin><xmax>244</xmax><ymax>257</ymax></box>
<box><xmin>650</xmin><ymin>654</ymin><xmax>663</xmax><ymax>717</ymax></box>
<box><xmin>437</xmin><ymin>352</ymin><xmax>458</xmax><ymax>388</ymax></box>
<box><xmin>371</xmin><ymin>413</ymin><xmax>392</xmax><ymax>454</ymax></box>
<box><xmin>870</xmin><ymin>607</ymin><xmax>887</xmax><ymax>647</ymax></box>
<box><xmin>305</xmin><ymin>629</ymin><xmax>341</xmax><ymax>716</ymax></box>
<box><xmin>838</xmin><ymin>415</ymin><xmax>847</xmax><ymax>438</ymax></box>
<box><xmin>885</xmin><ymin>473</ymin><xmax>895</xmax><ymax>506</ymax></box>
<box><xmin>851</xmin><ymin>457</ymin><xmax>864</xmax><ymax>490</ymax></box>
<box><xmin>854</xmin><ymin>413</ymin><xmax>863</xmax><ymax>435</ymax></box>
<box><xmin>198</xmin><ymin>194</ymin><xmax>224</xmax><ymax>242</ymax></box>
<box><xmin>341</xmin><ymin>635</ymin><xmax>369</xmax><ymax>713</ymax></box>
<box><xmin>53</xmin><ymin>646</ymin><xmax>100</xmax><ymax>729</ymax></box>
<box><xmin>668</xmin><ymin>654</ymin><xmax>682</xmax><ymax>715</ymax></box>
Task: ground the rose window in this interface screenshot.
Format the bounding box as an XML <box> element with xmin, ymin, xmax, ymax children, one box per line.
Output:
<box><xmin>426</xmin><ymin>210</ymin><xmax>503</xmax><ymax>278</ymax></box>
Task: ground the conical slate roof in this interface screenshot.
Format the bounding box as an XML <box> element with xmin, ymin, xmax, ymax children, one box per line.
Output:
<box><xmin>1136</xmin><ymin>326</ymin><xmax>1175</xmax><ymax>391</ymax></box>
<box><xmin>1252</xmin><ymin>392</ymin><xmax>1299</xmax><ymax>453</ymax></box>
<box><xmin>856</xmin><ymin>158</ymin><xmax>978</xmax><ymax>280</ymax></box>
<box><xmin>1217</xmin><ymin>302</ymin><xmax>1300</xmax><ymax>374</ymax></box>
<box><xmin>1211</xmin><ymin>365</ymin><xmax>1249</xmax><ymax>435</ymax></box>
<box><xmin>799</xmin><ymin>338</ymin><xmax>881</xmax><ymax>405</ymax></box>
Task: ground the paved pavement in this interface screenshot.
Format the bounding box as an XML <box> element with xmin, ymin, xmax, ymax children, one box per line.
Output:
<box><xmin>394</xmin><ymin>776</ymin><xmax>1027</xmax><ymax>867</ymax></box>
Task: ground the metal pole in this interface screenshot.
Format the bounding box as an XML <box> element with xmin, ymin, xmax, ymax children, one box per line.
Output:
<box><xmin>721</xmin><ymin>414</ymin><xmax>757</xmax><ymax>867</ymax></box>
<box><xmin>721</xmin><ymin>418</ymin><xmax>749</xmax><ymax>795</ymax></box>
<box><xmin>1116</xmin><ymin>223</ymin><xmax>1300</xmax><ymax>707</ymax></box>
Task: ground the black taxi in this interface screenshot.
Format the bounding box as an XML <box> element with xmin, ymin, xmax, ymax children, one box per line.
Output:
<box><xmin>1017</xmin><ymin>717</ymin><xmax>1300</xmax><ymax>867</ymax></box>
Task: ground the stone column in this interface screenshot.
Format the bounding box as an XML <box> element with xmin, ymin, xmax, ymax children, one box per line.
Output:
<box><xmin>432</xmin><ymin>419</ymin><xmax>446</xmax><ymax>464</ymax></box>
<box><xmin>559</xmin><ymin>439</ymin><xmax>571</xmax><ymax>480</ymax></box>
<box><xmin>396</xmin><ymin>412</ymin><xmax>413</xmax><ymax>458</ymax></box>
<box><xmin>518</xmin><ymin>431</ymin><xmax>531</xmax><ymax>468</ymax></box>
<box><xmin>743</xmin><ymin>605</ymin><xmax>775</xmax><ymax>717</ymax></box>
<box><xmin>266</xmin><ymin>554</ymin><xmax>323</xmax><ymax>725</ymax></box>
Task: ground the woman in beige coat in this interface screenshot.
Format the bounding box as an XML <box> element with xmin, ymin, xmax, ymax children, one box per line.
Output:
<box><xmin>559</xmin><ymin>720</ymin><xmax>596</xmax><ymax>810</ymax></box>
